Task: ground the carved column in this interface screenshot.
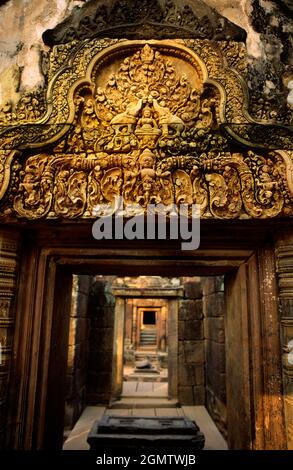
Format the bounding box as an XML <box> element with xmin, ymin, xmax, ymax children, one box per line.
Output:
<box><xmin>0</xmin><ymin>229</ymin><xmax>20</xmax><ymax>447</ymax></box>
<box><xmin>276</xmin><ymin>232</ymin><xmax>293</xmax><ymax>450</ymax></box>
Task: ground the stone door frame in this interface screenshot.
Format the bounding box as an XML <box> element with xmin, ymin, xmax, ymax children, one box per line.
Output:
<box><xmin>3</xmin><ymin>221</ymin><xmax>288</xmax><ymax>449</ymax></box>
<box><xmin>137</xmin><ymin>306</ymin><xmax>160</xmax><ymax>348</ymax></box>
<box><xmin>110</xmin><ymin>292</ymin><xmax>180</xmax><ymax>402</ymax></box>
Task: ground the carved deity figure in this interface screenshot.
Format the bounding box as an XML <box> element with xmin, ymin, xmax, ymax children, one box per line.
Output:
<box><xmin>134</xmin><ymin>104</ymin><xmax>161</xmax><ymax>147</ymax></box>
<box><xmin>81</xmin><ymin>97</ymin><xmax>99</xmax><ymax>129</ymax></box>
<box><xmin>136</xmin><ymin>107</ymin><xmax>158</xmax><ymax>130</ymax></box>
<box><xmin>137</xmin><ymin>148</ymin><xmax>157</xmax><ymax>203</ymax></box>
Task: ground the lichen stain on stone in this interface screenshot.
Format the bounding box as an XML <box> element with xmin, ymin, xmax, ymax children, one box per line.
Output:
<box><xmin>0</xmin><ymin>0</ymin><xmax>80</xmax><ymax>103</ymax></box>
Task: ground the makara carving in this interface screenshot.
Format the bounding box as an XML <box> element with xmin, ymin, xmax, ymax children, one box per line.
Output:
<box><xmin>0</xmin><ymin>39</ymin><xmax>293</xmax><ymax>220</ymax></box>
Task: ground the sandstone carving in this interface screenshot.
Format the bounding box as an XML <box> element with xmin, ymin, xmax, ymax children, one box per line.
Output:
<box><xmin>0</xmin><ymin>39</ymin><xmax>292</xmax><ymax>220</ymax></box>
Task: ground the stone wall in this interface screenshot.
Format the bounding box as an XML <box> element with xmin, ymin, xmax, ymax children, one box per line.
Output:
<box><xmin>0</xmin><ymin>0</ymin><xmax>83</xmax><ymax>103</ymax></box>
<box><xmin>202</xmin><ymin>276</ymin><xmax>227</xmax><ymax>438</ymax></box>
<box><xmin>65</xmin><ymin>275</ymin><xmax>91</xmax><ymax>430</ymax></box>
<box><xmin>178</xmin><ymin>278</ymin><xmax>205</xmax><ymax>405</ymax></box>
<box><xmin>125</xmin><ymin>299</ymin><xmax>133</xmax><ymax>346</ymax></box>
<box><xmin>86</xmin><ymin>276</ymin><xmax>115</xmax><ymax>404</ymax></box>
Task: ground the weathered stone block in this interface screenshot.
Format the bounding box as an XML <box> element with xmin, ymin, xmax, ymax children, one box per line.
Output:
<box><xmin>206</xmin><ymin>387</ymin><xmax>227</xmax><ymax>438</ymax></box>
<box><xmin>204</xmin><ymin>292</ymin><xmax>225</xmax><ymax>318</ymax></box>
<box><xmin>202</xmin><ymin>278</ymin><xmax>216</xmax><ymax>295</ymax></box>
<box><xmin>87</xmin><ymin>393</ymin><xmax>111</xmax><ymax>405</ymax></box>
<box><xmin>178</xmin><ymin>386</ymin><xmax>194</xmax><ymax>405</ymax></box>
<box><xmin>193</xmin><ymin>386</ymin><xmax>205</xmax><ymax>405</ymax></box>
<box><xmin>179</xmin><ymin>320</ymin><xmax>203</xmax><ymax>341</ymax></box>
<box><xmin>90</xmin><ymin>327</ymin><xmax>114</xmax><ymax>351</ymax></box>
<box><xmin>91</xmin><ymin>306</ymin><xmax>115</xmax><ymax>328</ymax></box>
<box><xmin>184</xmin><ymin>281</ymin><xmax>202</xmax><ymax>299</ymax></box>
<box><xmin>77</xmin><ymin>275</ymin><xmax>92</xmax><ymax>295</ymax></box>
<box><xmin>87</xmin><ymin>371</ymin><xmax>112</xmax><ymax>392</ymax></box>
<box><xmin>87</xmin><ymin>415</ymin><xmax>205</xmax><ymax>450</ymax></box>
<box><xmin>76</xmin><ymin>292</ymin><xmax>90</xmax><ymax>318</ymax></box>
<box><xmin>205</xmin><ymin>341</ymin><xmax>226</xmax><ymax>373</ymax></box>
<box><xmin>202</xmin><ymin>277</ymin><xmax>224</xmax><ymax>295</ymax></box>
<box><xmin>206</xmin><ymin>370</ymin><xmax>226</xmax><ymax>401</ymax></box>
<box><xmin>74</xmin><ymin>368</ymin><xmax>87</xmax><ymax>393</ymax></box>
<box><xmin>75</xmin><ymin>341</ymin><xmax>88</xmax><ymax>369</ymax></box>
<box><xmin>179</xmin><ymin>340</ymin><xmax>205</xmax><ymax>364</ymax></box>
<box><xmin>68</xmin><ymin>320</ymin><xmax>76</xmax><ymax>348</ymax></box>
<box><xmin>204</xmin><ymin>317</ymin><xmax>225</xmax><ymax>343</ymax></box>
<box><xmin>67</xmin><ymin>344</ymin><xmax>77</xmax><ymax>372</ymax></box>
<box><xmin>178</xmin><ymin>364</ymin><xmax>205</xmax><ymax>386</ymax></box>
<box><xmin>214</xmin><ymin>276</ymin><xmax>225</xmax><ymax>293</ymax></box>
<box><xmin>75</xmin><ymin>317</ymin><xmax>90</xmax><ymax>343</ymax></box>
<box><xmin>179</xmin><ymin>299</ymin><xmax>203</xmax><ymax>321</ymax></box>
<box><xmin>90</xmin><ymin>282</ymin><xmax>115</xmax><ymax>307</ymax></box>
<box><xmin>66</xmin><ymin>368</ymin><xmax>87</xmax><ymax>399</ymax></box>
<box><xmin>64</xmin><ymin>402</ymin><xmax>74</xmax><ymax>429</ymax></box>
<box><xmin>66</xmin><ymin>373</ymin><xmax>75</xmax><ymax>399</ymax></box>
<box><xmin>67</xmin><ymin>341</ymin><xmax>88</xmax><ymax>372</ymax></box>
<box><xmin>88</xmin><ymin>350</ymin><xmax>113</xmax><ymax>372</ymax></box>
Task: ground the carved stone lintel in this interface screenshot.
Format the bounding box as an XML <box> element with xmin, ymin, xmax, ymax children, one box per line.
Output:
<box><xmin>0</xmin><ymin>40</ymin><xmax>292</xmax><ymax>221</ymax></box>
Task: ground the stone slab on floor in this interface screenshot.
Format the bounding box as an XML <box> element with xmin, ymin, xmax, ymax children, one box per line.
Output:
<box><xmin>87</xmin><ymin>415</ymin><xmax>205</xmax><ymax>450</ymax></box>
<box><xmin>63</xmin><ymin>405</ymin><xmax>227</xmax><ymax>450</ymax></box>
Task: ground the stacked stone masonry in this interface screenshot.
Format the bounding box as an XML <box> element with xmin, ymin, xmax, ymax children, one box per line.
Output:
<box><xmin>87</xmin><ymin>277</ymin><xmax>115</xmax><ymax>404</ymax></box>
<box><xmin>65</xmin><ymin>275</ymin><xmax>91</xmax><ymax>429</ymax></box>
<box><xmin>178</xmin><ymin>278</ymin><xmax>205</xmax><ymax>406</ymax></box>
<box><xmin>202</xmin><ymin>276</ymin><xmax>227</xmax><ymax>439</ymax></box>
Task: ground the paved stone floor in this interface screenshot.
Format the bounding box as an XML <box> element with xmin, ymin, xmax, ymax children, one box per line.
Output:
<box><xmin>105</xmin><ymin>406</ymin><xmax>183</xmax><ymax>417</ymax></box>
<box><xmin>63</xmin><ymin>404</ymin><xmax>228</xmax><ymax>450</ymax></box>
<box><xmin>122</xmin><ymin>380</ymin><xmax>168</xmax><ymax>397</ymax></box>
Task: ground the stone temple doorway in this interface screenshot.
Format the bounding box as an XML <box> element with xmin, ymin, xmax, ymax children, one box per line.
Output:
<box><xmin>112</xmin><ymin>277</ymin><xmax>180</xmax><ymax>401</ymax></box>
<box><xmin>3</xmin><ymin>221</ymin><xmax>288</xmax><ymax>450</ymax></box>
<box><xmin>1</xmin><ymin>0</ymin><xmax>293</xmax><ymax>452</ymax></box>
<box><xmin>63</xmin><ymin>274</ymin><xmax>227</xmax><ymax>450</ymax></box>
<box><xmin>122</xmin><ymin>298</ymin><xmax>169</xmax><ymax>400</ymax></box>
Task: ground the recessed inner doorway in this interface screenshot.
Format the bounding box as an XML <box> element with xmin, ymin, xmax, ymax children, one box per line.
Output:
<box><xmin>62</xmin><ymin>274</ymin><xmax>228</xmax><ymax>450</ymax></box>
<box><xmin>143</xmin><ymin>311</ymin><xmax>156</xmax><ymax>325</ymax></box>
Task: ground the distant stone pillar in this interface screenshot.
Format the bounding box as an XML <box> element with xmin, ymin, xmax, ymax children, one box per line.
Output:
<box><xmin>0</xmin><ymin>229</ymin><xmax>21</xmax><ymax>447</ymax></box>
<box><xmin>276</xmin><ymin>232</ymin><xmax>293</xmax><ymax>450</ymax></box>
<box><xmin>159</xmin><ymin>305</ymin><xmax>167</xmax><ymax>352</ymax></box>
<box><xmin>132</xmin><ymin>305</ymin><xmax>138</xmax><ymax>348</ymax></box>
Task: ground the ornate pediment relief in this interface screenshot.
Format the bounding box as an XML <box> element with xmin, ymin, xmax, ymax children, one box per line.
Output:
<box><xmin>0</xmin><ymin>39</ymin><xmax>293</xmax><ymax>220</ymax></box>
